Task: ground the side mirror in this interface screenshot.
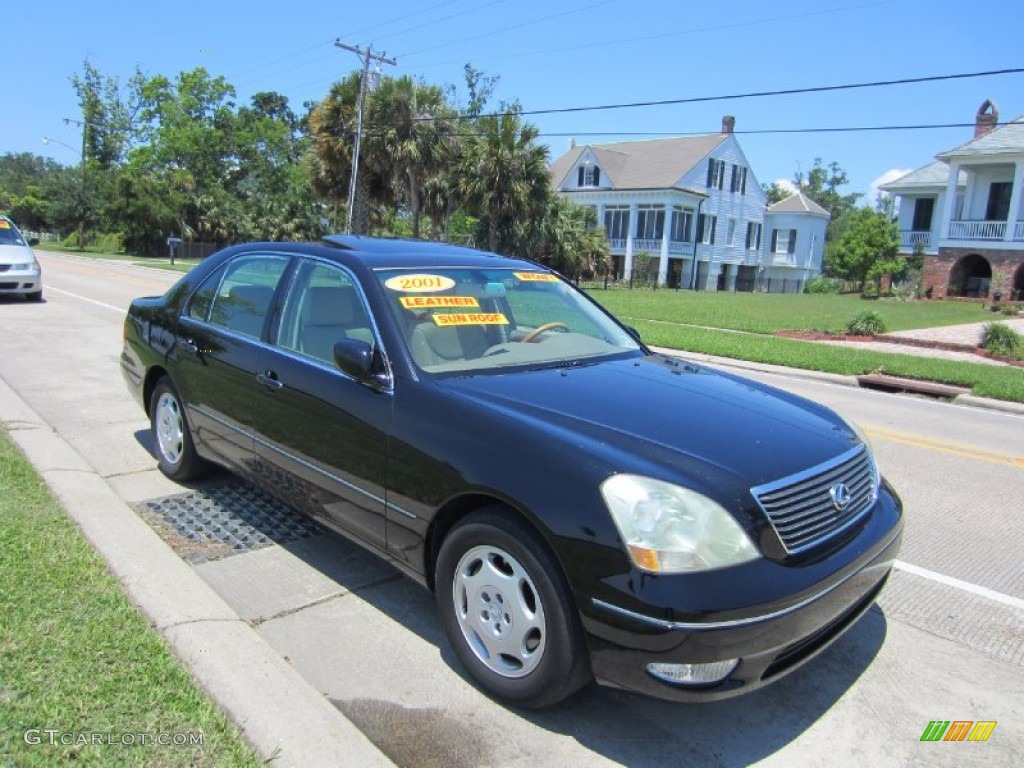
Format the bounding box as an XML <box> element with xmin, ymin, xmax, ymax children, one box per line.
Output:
<box><xmin>28</xmin><ymin>238</ymin><xmax>40</xmax><ymax>247</ymax></box>
<box><xmin>333</xmin><ymin>339</ymin><xmax>389</xmax><ymax>390</ymax></box>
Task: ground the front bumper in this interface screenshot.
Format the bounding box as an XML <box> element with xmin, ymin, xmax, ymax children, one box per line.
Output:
<box><xmin>0</xmin><ymin>267</ymin><xmax>41</xmax><ymax>294</ymax></box>
<box><xmin>581</xmin><ymin>487</ymin><xmax>902</xmax><ymax>702</ymax></box>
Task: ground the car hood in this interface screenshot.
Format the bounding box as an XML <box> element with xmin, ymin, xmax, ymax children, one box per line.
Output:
<box><xmin>441</xmin><ymin>354</ymin><xmax>858</xmax><ymax>491</ymax></box>
<box><xmin>0</xmin><ymin>243</ymin><xmax>36</xmax><ymax>265</ymax></box>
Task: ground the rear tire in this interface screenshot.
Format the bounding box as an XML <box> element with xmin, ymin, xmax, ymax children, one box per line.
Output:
<box><xmin>435</xmin><ymin>508</ymin><xmax>592</xmax><ymax>709</ymax></box>
<box><xmin>150</xmin><ymin>377</ymin><xmax>207</xmax><ymax>481</ymax></box>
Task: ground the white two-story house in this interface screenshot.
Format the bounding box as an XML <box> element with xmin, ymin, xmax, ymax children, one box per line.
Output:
<box><xmin>880</xmin><ymin>100</ymin><xmax>1024</xmax><ymax>300</ymax></box>
<box><xmin>548</xmin><ymin>116</ymin><xmax>828</xmax><ymax>291</ymax></box>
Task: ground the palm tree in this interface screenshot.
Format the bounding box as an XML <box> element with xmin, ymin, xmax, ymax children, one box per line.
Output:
<box><xmin>366</xmin><ymin>76</ymin><xmax>458</xmax><ymax>239</ymax></box>
<box><xmin>457</xmin><ymin>109</ymin><xmax>550</xmax><ymax>255</ymax></box>
<box><xmin>534</xmin><ymin>196</ymin><xmax>611</xmax><ymax>277</ymax></box>
<box><xmin>307</xmin><ymin>73</ymin><xmax>391</xmax><ymax>234</ymax></box>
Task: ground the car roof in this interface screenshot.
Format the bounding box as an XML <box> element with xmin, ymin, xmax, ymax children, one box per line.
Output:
<box><xmin>320</xmin><ymin>235</ymin><xmax>539</xmax><ymax>271</ymax></box>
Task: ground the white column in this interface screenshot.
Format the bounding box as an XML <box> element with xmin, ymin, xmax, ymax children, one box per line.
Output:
<box><xmin>939</xmin><ymin>161</ymin><xmax>960</xmax><ymax>241</ymax></box>
<box><xmin>623</xmin><ymin>201</ymin><xmax>638</xmax><ymax>281</ymax></box>
<box><xmin>725</xmin><ymin>263</ymin><xmax>737</xmax><ymax>291</ymax></box>
<box><xmin>1004</xmin><ymin>161</ymin><xmax>1024</xmax><ymax>242</ymax></box>
<box><xmin>657</xmin><ymin>205</ymin><xmax>670</xmax><ymax>286</ymax></box>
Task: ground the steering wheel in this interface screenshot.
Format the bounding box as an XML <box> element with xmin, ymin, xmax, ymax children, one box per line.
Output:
<box><xmin>519</xmin><ymin>322</ymin><xmax>570</xmax><ymax>344</ymax></box>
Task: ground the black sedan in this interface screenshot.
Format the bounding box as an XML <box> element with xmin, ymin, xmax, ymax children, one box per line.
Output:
<box><xmin>121</xmin><ymin>236</ymin><xmax>902</xmax><ymax>708</ymax></box>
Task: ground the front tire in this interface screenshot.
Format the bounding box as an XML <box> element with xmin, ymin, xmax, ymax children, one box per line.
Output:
<box><xmin>435</xmin><ymin>509</ymin><xmax>592</xmax><ymax>709</ymax></box>
<box><xmin>150</xmin><ymin>377</ymin><xmax>207</xmax><ymax>481</ymax></box>
<box><xmin>25</xmin><ymin>290</ymin><xmax>42</xmax><ymax>302</ymax></box>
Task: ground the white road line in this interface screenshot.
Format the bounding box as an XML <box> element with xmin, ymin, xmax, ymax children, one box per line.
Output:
<box><xmin>894</xmin><ymin>560</ymin><xmax>1024</xmax><ymax>611</ymax></box>
<box><xmin>46</xmin><ymin>285</ymin><xmax>127</xmax><ymax>314</ymax></box>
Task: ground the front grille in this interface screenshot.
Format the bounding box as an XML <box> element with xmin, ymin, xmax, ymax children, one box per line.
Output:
<box><xmin>0</xmin><ymin>264</ymin><xmax>11</xmax><ymax>272</ymax></box>
<box><xmin>752</xmin><ymin>446</ymin><xmax>877</xmax><ymax>554</ymax></box>
<box><xmin>0</xmin><ymin>282</ymin><xmax>18</xmax><ymax>289</ymax></box>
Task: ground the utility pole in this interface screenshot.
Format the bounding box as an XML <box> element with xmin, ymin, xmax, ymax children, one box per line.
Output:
<box><xmin>63</xmin><ymin>117</ymin><xmax>104</xmax><ymax>250</ymax></box>
<box><xmin>334</xmin><ymin>40</ymin><xmax>396</xmax><ymax>235</ymax></box>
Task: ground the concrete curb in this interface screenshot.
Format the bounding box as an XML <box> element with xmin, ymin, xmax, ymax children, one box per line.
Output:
<box><xmin>650</xmin><ymin>346</ymin><xmax>1024</xmax><ymax>415</ymax></box>
<box><xmin>0</xmin><ymin>376</ymin><xmax>393</xmax><ymax>768</ymax></box>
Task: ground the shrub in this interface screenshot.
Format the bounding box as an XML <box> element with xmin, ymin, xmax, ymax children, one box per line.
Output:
<box><xmin>846</xmin><ymin>310</ymin><xmax>887</xmax><ymax>337</ymax></box>
<box><xmin>982</xmin><ymin>322</ymin><xmax>1024</xmax><ymax>359</ymax></box>
<box><xmin>804</xmin><ymin>276</ymin><xmax>840</xmax><ymax>294</ymax></box>
<box><xmin>1001</xmin><ymin>305</ymin><xmax>1021</xmax><ymax>317</ymax></box>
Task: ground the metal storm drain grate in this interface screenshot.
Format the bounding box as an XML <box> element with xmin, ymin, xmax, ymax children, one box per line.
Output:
<box><xmin>135</xmin><ymin>482</ymin><xmax>324</xmax><ymax>564</ymax></box>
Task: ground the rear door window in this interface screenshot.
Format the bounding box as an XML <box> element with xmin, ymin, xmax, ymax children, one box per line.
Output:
<box><xmin>187</xmin><ymin>254</ymin><xmax>290</xmax><ymax>339</ymax></box>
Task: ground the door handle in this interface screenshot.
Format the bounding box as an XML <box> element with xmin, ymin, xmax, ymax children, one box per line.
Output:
<box><xmin>257</xmin><ymin>370</ymin><xmax>284</xmax><ymax>390</ymax></box>
<box><xmin>176</xmin><ymin>337</ymin><xmax>199</xmax><ymax>354</ymax></box>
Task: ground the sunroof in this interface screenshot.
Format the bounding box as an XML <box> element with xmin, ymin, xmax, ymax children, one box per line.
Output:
<box><xmin>321</xmin><ymin>235</ymin><xmax>499</xmax><ymax>258</ymax></box>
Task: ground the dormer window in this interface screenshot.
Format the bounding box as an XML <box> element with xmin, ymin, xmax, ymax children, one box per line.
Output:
<box><xmin>578</xmin><ymin>164</ymin><xmax>601</xmax><ymax>187</ymax></box>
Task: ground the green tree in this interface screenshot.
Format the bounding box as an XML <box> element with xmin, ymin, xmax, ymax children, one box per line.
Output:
<box><xmin>533</xmin><ymin>196</ymin><xmax>610</xmax><ymax>277</ymax></box>
<box><xmin>828</xmin><ymin>207</ymin><xmax>899</xmax><ymax>288</ymax></box>
<box><xmin>366</xmin><ymin>76</ymin><xmax>457</xmax><ymax>239</ymax></box>
<box><xmin>793</xmin><ymin>158</ymin><xmax>861</xmax><ymax>221</ymax></box>
<box><xmin>762</xmin><ymin>182</ymin><xmax>791</xmax><ymax>206</ymax></box>
<box><xmin>307</xmin><ymin>73</ymin><xmax>393</xmax><ymax>234</ymax></box>
<box><xmin>457</xmin><ymin>107</ymin><xmax>550</xmax><ymax>255</ymax></box>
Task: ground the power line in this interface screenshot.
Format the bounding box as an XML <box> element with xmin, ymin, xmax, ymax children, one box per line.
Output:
<box><xmin>465</xmin><ymin>66</ymin><xmax>1024</xmax><ymax>120</ymax></box>
<box><xmin>340</xmin><ymin>121</ymin><xmax>989</xmax><ymax>141</ymax></box>
<box><xmin>411</xmin><ymin>0</ymin><xmax>897</xmax><ymax>71</ymax></box>
<box><xmin>343</xmin><ymin>0</ymin><xmax>464</xmax><ymax>38</ymax></box>
<box><xmin>398</xmin><ymin>0</ymin><xmax>620</xmax><ymax>59</ymax></box>
<box><xmin>536</xmin><ymin>122</ymin><xmax>983</xmax><ymax>138</ymax></box>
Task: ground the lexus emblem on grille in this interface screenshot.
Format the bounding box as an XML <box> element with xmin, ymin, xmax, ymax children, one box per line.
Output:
<box><xmin>830</xmin><ymin>483</ymin><xmax>852</xmax><ymax>511</ymax></box>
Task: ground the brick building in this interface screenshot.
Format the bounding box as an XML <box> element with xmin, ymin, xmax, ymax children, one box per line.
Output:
<box><xmin>881</xmin><ymin>101</ymin><xmax>1024</xmax><ymax>300</ymax></box>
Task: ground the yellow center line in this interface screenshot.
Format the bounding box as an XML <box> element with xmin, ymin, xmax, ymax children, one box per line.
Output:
<box><xmin>864</xmin><ymin>426</ymin><xmax>1024</xmax><ymax>469</ymax></box>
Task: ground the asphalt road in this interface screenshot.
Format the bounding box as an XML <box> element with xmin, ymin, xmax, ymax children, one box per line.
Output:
<box><xmin>2</xmin><ymin>250</ymin><xmax>1022</xmax><ymax>767</ymax></box>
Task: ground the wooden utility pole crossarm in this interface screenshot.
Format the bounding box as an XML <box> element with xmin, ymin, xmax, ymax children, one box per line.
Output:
<box><xmin>334</xmin><ymin>40</ymin><xmax>397</xmax><ymax>235</ymax></box>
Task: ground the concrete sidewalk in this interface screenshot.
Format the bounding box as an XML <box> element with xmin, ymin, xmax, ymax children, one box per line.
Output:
<box><xmin>886</xmin><ymin>316</ymin><xmax>1024</xmax><ymax>347</ymax></box>
<box><xmin>0</xmin><ymin>376</ymin><xmax>394</xmax><ymax>768</ymax></box>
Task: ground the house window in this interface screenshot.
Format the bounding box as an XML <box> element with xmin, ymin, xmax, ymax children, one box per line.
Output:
<box><xmin>697</xmin><ymin>213</ymin><xmax>718</xmax><ymax>244</ymax></box>
<box><xmin>671</xmin><ymin>206</ymin><xmax>694</xmax><ymax>242</ymax></box>
<box><xmin>771</xmin><ymin>228</ymin><xmax>797</xmax><ymax>254</ymax></box>
<box><xmin>706</xmin><ymin>158</ymin><xmax>726</xmax><ymax>190</ymax></box>
<box><xmin>636</xmin><ymin>205</ymin><xmax>665</xmax><ymax>240</ymax></box>
<box><xmin>911</xmin><ymin>198</ymin><xmax>935</xmax><ymax>231</ymax></box>
<box><xmin>986</xmin><ymin>181</ymin><xmax>1012</xmax><ymax>221</ymax></box>
<box><xmin>745</xmin><ymin>222</ymin><xmax>762</xmax><ymax>250</ymax></box>
<box><xmin>726</xmin><ymin>218</ymin><xmax>736</xmax><ymax>245</ymax></box>
<box><xmin>577</xmin><ymin>164</ymin><xmax>601</xmax><ymax>188</ymax></box>
<box><xmin>604</xmin><ymin>207</ymin><xmax>630</xmax><ymax>240</ymax></box>
<box><xmin>730</xmin><ymin>165</ymin><xmax>748</xmax><ymax>194</ymax></box>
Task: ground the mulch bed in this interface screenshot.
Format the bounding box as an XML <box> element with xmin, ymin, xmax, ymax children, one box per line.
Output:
<box><xmin>774</xmin><ymin>330</ymin><xmax>1024</xmax><ymax>368</ymax></box>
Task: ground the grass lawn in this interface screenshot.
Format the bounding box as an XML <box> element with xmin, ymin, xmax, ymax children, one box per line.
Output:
<box><xmin>581</xmin><ymin>290</ymin><xmax>1022</xmax><ymax>403</ymax></box>
<box><xmin>39</xmin><ymin>246</ymin><xmax>200</xmax><ymax>273</ymax></box>
<box><xmin>589</xmin><ymin>289</ymin><xmax>992</xmax><ymax>334</ymax></box>
<box><xmin>0</xmin><ymin>429</ymin><xmax>260</xmax><ymax>767</ymax></box>
<box><xmin>632</xmin><ymin>321</ymin><xmax>1024</xmax><ymax>403</ymax></box>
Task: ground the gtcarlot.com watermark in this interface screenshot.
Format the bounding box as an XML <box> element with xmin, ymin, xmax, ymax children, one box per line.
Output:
<box><xmin>24</xmin><ymin>729</ymin><xmax>204</xmax><ymax>747</ymax></box>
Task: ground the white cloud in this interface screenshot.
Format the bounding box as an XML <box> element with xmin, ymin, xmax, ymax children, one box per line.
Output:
<box><xmin>867</xmin><ymin>169</ymin><xmax>912</xmax><ymax>207</ymax></box>
<box><xmin>772</xmin><ymin>178</ymin><xmax>798</xmax><ymax>195</ymax></box>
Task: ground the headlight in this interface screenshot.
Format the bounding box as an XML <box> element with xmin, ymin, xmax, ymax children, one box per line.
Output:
<box><xmin>601</xmin><ymin>475</ymin><xmax>759</xmax><ymax>574</ymax></box>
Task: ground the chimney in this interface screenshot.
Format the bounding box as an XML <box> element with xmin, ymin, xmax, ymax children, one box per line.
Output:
<box><xmin>721</xmin><ymin>115</ymin><xmax>735</xmax><ymax>134</ymax></box>
<box><xmin>569</xmin><ymin>137</ymin><xmax>576</xmax><ymax>150</ymax></box>
<box><xmin>975</xmin><ymin>99</ymin><xmax>998</xmax><ymax>138</ymax></box>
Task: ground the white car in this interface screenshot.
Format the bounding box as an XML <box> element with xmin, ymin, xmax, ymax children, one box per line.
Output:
<box><xmin>0</xmin><ymin>217</ymin><xmax>43</xmax><ymax>301</ymax></box>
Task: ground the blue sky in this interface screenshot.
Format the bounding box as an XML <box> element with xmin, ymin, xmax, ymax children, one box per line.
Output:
<box><xmin>6</xmin><ymin>0</ymin><xmax>1023</xmax><ymax>203</ymax></box>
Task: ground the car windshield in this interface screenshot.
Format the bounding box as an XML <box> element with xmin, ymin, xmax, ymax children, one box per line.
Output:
<box><xmin>376</xmin><ymin>267</ymin><xmax>643</xmax><ymax>374</ymax></box>
<box><xmin>0</xmin><ymin>220</ymin><xmax>27</xmax><ymax>246</ymax></box>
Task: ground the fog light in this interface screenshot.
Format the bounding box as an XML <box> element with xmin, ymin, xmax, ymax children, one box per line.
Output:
<box><xmin>646</xmin><ymin>659</ymin><xmax>738</xmax><ymax>686</ymax></box>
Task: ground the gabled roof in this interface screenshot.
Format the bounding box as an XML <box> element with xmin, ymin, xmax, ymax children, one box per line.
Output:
<box><xmin>878</xmin><ymin>161</ymin><xmax>966</xmax><ymax>193</ymax></box>
<box><xmin>936</xmin><ymin>114</ymin><xmax>1024</xmax><ymax>160</ymax></box>
<box><xmin>549</xmin><ymin>134</ymin><xmax>728</xmax><ymax>192</ymax></box>
<box><xmin>766</xmin><ymin>192</ymin><xmax>830</xmax><ymax>218</ymax></box>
